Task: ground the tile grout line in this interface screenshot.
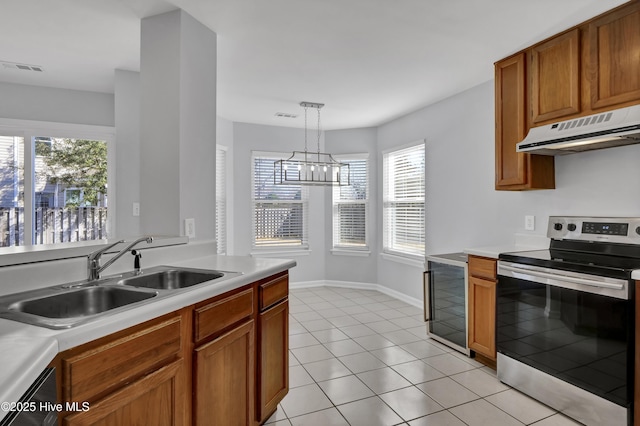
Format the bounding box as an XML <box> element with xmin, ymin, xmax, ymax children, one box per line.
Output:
<box><xmin>275</xmin><ymin>287</ymin><xmax>568</xmax><ymax>426</ymax></box>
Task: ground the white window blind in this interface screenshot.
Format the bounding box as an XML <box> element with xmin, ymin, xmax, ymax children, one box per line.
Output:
<box><xmin>383</xmin><ymin>142</ymin><xmax>425</xmax><ymax>258</ymax></box>
<box><xmin>252</xmin><ymin>152</ymin><xmax>308</xmax><ymax>249</ymax></box>
<box><xmin>215</xmin><ymin>145</ymin><xmax>227</xmax><ymax>254</ymax></box>
<box><xmin>332</xmin><ymin>155</ymin><xmax>368</xmax><ymax>249</ymax></box>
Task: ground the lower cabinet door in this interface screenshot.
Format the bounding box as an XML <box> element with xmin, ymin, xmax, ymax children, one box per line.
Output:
<box><xmin>63</xmin><ymin>360</ymin><xmax>186</xmax><ymax>426</ymax></box>
<box><xmin>258</xmin><ymin>299</ymin><xmax>289</xmax><ymax>422</ymax></box>
<box><xmin>468</xmin><ymin>276</ymin><xmax>497</xmax><ymax>360</ymax></box>
<box><xmin>194</xmin><ymin>319</ymin><xmax>255</xmax><ymax>426</ymax></box>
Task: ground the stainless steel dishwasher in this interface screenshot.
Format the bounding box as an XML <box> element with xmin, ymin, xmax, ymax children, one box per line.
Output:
<box><xmin>423</xmin><ymin>252</ymin><xmax>469</xmax><ymax>355</ymax></box>
<box><xmin>0</xmin><ymin>367</ymin><xmax>57</xmax><ymax>426</ymax></box>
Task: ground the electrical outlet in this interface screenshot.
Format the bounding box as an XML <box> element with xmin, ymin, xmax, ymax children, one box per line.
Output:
<box><xmin>525</xmin><ymin>215</ymin><xmax>535</xmax><ymax>231</ymax></box>
<box><xmin>185</xmin><ymin>218</ymin><xmax>196</xmax><ymax>239</ymax></box>
<box><xmin>132</xmin><ymin>202</ymin><xmax>140</xmax><ymax>217</ymax></box>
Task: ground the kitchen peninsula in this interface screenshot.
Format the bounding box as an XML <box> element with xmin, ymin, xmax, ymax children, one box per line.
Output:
<box><xmin>0</xmin><ymin>241</ymin><xmax>294</xmax><ymax>425</ymax></box>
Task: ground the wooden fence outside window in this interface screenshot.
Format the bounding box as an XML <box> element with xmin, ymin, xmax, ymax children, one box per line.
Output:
<box><xmin>0</xmin><ymin>207</ymin><xmax>108</xmax><ymax>247</ymax></box>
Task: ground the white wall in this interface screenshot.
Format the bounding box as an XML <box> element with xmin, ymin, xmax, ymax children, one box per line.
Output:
<box><xmin>140</xmin><ymin>10</ymin><xmax>217</xmax><ymax>239</ymax></box>
<box><xmin>114</xmin><ymin>70</ymin><xmax>141</xmax><ymax>239</ymax></box>
<box><xmin>324</xmin><ymin>127</ymin><xmax>378</xmax><ymax>285</ymax></box>
<box><xmin>232</xmin><ymin>122</ymin><xmax>327</xmax><ymax>284</ymax></box>
<box><xmin>3</xmin><ymin>72</ymin><xmax>640</xmax><ymax>302</ymax></box>
<box><xmin>0</xmin><ymin>82</ymin><xmax>114</xmax><ymax>127</ymax></box>
<box><xmin>375</xmin><ymin>79</ymin><xmax>640</xmax><ymax>299</ymax></box>
<box><xmin>177</xmin><ymin>11</ymin><xmax>217</xmax><ymax>240</ymax></box>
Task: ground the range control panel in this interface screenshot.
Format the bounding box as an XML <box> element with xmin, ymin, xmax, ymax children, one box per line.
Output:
<box><xmin>548</xmin><ymin>216</ymin><xmax>640</xmax><ymax>244</ymax></box>
<box><xmin>582</xmin><ymin>222</ymin><xmax>628</xmax><ymax>236</ymax></box>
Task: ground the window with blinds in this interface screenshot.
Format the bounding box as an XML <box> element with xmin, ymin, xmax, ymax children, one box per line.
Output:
<box><xmin>383</xmin><ymin>142</ymin><xmax>425</xmax><ymax>258</ymax></box>
<box><xmin>215</xmin><ymin>145</ymin><xmax>227</xmax><ymax>254</ymax></box>
<box><xmin>332</xmin><ymin>155</ymin><xmax>368</xmax><ymax>250</ymax></box>
<box><xmin>252</xmin><ymin>152</ymin><xmax>308</xmax><ymax>249</ymax></box>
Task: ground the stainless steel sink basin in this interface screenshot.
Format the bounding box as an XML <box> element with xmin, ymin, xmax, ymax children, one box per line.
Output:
<box><xmin>11</xmin><ymin>286</ymin><xmax>157</xmax><ymax>318</ymax></box>
<box><xmin>0</xmin><ymin>265</ymin><xmax>241</xmax><ymax>329</ymax></box>
<box><xmin>119</xmin><ymin>267</ymin><xmax>225</xmax><ymax>290</ymax></box>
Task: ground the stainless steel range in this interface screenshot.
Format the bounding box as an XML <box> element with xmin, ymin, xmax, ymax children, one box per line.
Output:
<box><xmin>497</xmin><ymin>216</ymin><xmax>639</xmax><ymax>426</ymax></box>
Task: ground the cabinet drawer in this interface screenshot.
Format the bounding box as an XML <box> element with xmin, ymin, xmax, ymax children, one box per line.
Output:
<box><xmin>62</xmin><ymin>313</ymin><xmax>182</xmax><ymax>403</ymax></box>
<box><xmin>259</xmin><ymin>275</ymin><xmax>288</xmax><ymax>311</ymax></box>
<box><xmin>195</xmin><ymin>287</ymin><xmax>254</xmax><ymax>343</ymax></box>
<box><xmin>468</xmin><ymin>256</ymin><xmax>497</xmax><ymax>280</ymax></box>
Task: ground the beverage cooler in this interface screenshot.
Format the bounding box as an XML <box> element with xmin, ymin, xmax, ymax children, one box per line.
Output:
<box><xmin>423</xmin><ymin>253</ymin><xmax>469</xmax><ymax>355</ymax></box>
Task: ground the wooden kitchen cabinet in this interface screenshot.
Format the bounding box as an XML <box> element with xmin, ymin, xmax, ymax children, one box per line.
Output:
<box><xmin>257</xmin><ymin>273</ymin><xmax>289</xmax><ymax>423</ymax></box>
<box><xmin>63</xmin><ymin>360</ymin><xmax>186</xmax><ymax>426</ymax></box>
<box><xmin>467</xmin><ymin>255</ymin><xmax>497</xmax><ymax>363</ymax></box>
<box><xmin>529</xmin><ymin>29</ymin><xmax>581</xmax><ymax>124</ymax></box>
<box><xmin>588</xmin><ymin>1</ymin><xmax>640</xmax><ymax>110</ymax></box>
<box><xmin>55</xmin><ymin>270</ymin><xmax>290</xmax><ymax>426</ymax></box>
<box><xmin>193</xmin><ymin>285</ymin><xmax>256</xmax><ymax>426</ymax></box>
<box><xmin>194</xmin><ymin>319</ymin><xmax>255</xmax><ymax>426</ymax></box>
<box><xmin>494</xmin><ymin>1</ymin><xmax>640</xmax><ymax>191</ymax></box>
<box><xmin>57</xmin><ymin>310</ymin><xmax>189</xmax><ymax>425</ymax></box>
<box><xmin>495</xmin><ymin>53</ymin><xmax>555</xmax><ymax>190</ymax></box>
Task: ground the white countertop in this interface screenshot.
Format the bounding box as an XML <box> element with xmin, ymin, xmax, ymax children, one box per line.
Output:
<box><xmin>0</xmin><ymin>254</ymin><xmax>295</xmax><ymax>420</ymax></box>
<box><xmin>464</xmin><ymin>234</ymin><xmax>549</xmax><ymax>259</ymax></box>
<box><xmin>464</xmin><ymin>244</ymin><xmax>543</xmax><ymax>259</ymax></box>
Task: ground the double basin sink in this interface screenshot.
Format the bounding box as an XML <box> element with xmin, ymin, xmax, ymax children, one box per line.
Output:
<box><xmin>0</xmin><ymin>266</ymin><xmax>241</xmax><ymax>329</ymax></box>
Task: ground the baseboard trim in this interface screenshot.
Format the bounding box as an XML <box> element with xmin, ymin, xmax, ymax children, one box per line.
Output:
<box><xmin>290</xmin><ymin>280</ymin><xmax>423</xmax><ymax>309</ymax></box>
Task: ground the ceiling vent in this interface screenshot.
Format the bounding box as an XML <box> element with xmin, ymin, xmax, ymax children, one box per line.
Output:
<box><xmin>1</xmin><ymin>61</ymin><xmax>44</xmax><ymax>72</ymax></box>
<box><xmin>275</xmin><ymin>112</ymin><xmax>298</xmax><ymax>119</ymax></box>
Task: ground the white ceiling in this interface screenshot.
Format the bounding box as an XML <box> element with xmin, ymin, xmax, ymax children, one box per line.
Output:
<box><xmin>0</xmin><ymin>0</ymin><xmax>629</xmax><ymax>130</ymax></box>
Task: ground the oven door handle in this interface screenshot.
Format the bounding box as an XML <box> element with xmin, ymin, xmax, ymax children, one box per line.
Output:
<box><xmin>499</xmin><ymin>263</ymin><xmax>625</xmax><ymax>290</ymax></box>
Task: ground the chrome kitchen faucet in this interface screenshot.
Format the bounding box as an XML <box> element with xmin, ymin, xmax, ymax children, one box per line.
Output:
<box><xmin>87</xmin><ymin>236</ymin><xmax>153</xmax><ymax>280</ymax></box>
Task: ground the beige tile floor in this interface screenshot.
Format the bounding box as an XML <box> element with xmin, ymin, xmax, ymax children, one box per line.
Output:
<box><xmin>266</xmin><ymin>286</ymin><xmax>583</xmax><ymax>426</ymax></box>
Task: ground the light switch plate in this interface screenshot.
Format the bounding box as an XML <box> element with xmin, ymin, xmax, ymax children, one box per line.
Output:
<box><xmin>185</xmin><ymin>218</ymin><xmax>196</xmax><ymax>238</ymax></box>
<box><xmin>133</xmin><ymin>202</ymin><xmax>140</xmax><ymax>217</ymax></box>
<box><xmin>525</xmin><ymin>215</ymin><xmax>535</xmax><ymax>231</ymax></box>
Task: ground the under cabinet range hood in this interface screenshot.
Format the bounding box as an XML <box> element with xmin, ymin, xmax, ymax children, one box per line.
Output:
<box><xmin>516</xmin><ymin>104</ymin><xmax>640</xmax><ymax>155</ymax></box>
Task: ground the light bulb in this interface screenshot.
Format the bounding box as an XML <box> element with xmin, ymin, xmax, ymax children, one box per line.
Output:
<box><xmin>311</xmin><ymin>165</ymin><xmax>315</xmax><ymax>171</ymax></box>
<box><xmin>323</xmin><ymin>165</ymin><xmax>327</xmax><ymax>172</ymax></box>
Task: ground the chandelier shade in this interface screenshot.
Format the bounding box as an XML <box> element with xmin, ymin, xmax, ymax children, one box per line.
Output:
<box><xmin>274</xmin><ymin>102</ymin><xmax>351</xmax><ymax>186</ymax></box>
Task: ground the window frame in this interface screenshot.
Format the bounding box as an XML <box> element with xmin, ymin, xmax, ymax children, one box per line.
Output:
<box><xmin>382</xmin><ymin>140</ymin><xmax>425</xmax><ymax>261</ymax></box>
<box><xmin>331</xmin><ymin>153</ymin><xmax>369</xmax><ymax>253</ymax></box>
<box><xmin>0</xmin><ymin>118</ymin><xmax>116</xmax><ymax>247</ymax></box>
<box><xmin>251</xmin><ymin>150</ymin><xmax>309</xmax><ymax>252</ymax></box>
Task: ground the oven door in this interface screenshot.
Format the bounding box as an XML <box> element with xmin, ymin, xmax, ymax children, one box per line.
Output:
<box><xmin>497</xmin><ymin>261</ymin><xmax>633</xmax><ymax>422</ymax></box>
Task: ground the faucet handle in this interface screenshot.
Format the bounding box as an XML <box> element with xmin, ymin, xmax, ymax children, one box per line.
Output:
<box><xmin>88</xmin><ymin>240</ymin><xmax>125</xmax><ymax>261</ymax></box>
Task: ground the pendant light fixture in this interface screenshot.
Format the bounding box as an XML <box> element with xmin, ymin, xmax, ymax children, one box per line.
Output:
<box><xmin>274</xmin><ymin>102</ymin><xmax>350</xmax><ymax>186</ymax></box>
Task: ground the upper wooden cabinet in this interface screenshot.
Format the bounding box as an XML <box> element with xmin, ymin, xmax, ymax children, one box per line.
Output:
<box><xmin>530</xmin><ymin>29</ymin><xmax>581</xmax><ymax>124</ymax></box>
<box><xmin>588</xmin><ymin>1</ymin><xmax>640</xmax><ymax>110</ymax></box>
<box><xmin>495</xmin><ymin>0</ymin><xmax>640</xmax><ymax>191</ymax></box>
<box><xmin>495</xmin><ymin>53</ymin><xmax>555</xmax><ymax>190</ymax></box>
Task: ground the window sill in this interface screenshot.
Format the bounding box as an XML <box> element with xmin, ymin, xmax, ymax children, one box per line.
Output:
<box><xmin>0</xmin><ymin>236</ymin><xmax>189</xmax><ymax>268</ymax></box>
<box><xmin>251</xmin><ymin>249</ymin><xmax>311</xmax><ymax>257</ymax></box>
<box><xmin>380</xmin><ymin>252</ymin><xmax>424</xmax><ymax>268</ymax></box>
<box><xmin>330</xmin><ymin>249</ymin><xmax>371</xmax><ymax>257</ymax></box>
